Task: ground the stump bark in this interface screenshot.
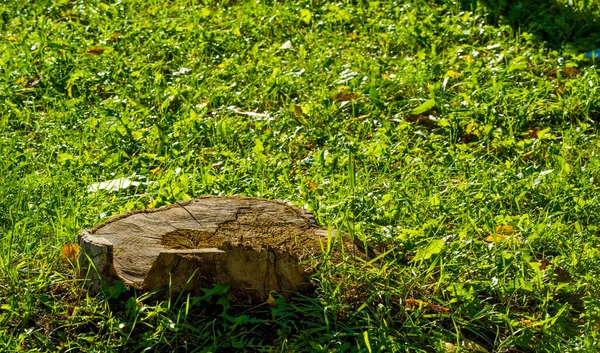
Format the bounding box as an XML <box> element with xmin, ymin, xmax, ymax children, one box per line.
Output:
<box><xmin>78</xmin><ymin>196</ymin><xmax>363</xmax><ymax>303</ymax></box>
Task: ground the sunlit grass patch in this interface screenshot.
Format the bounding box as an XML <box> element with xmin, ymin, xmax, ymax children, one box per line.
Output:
<box><xmin>1</xmin><ymin>0</ymin><xmax>600</xmax><ymax>351</ymax></box>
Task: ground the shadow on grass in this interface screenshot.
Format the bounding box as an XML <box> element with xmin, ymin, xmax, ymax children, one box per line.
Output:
<box><xmin>459</xmin><ymin>0</ymin><xmax>600</xmax><ymax>52</ymax></box>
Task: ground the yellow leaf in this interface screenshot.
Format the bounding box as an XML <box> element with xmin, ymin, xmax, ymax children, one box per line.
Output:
<box><xmin>445</xmin><ymin>70</ymin><xmax>461</xmax><ymax>78</ymax></box>
<box><xmin>149</xmin><ymin>166</ymin><xmax>162</xmax><ymax>175</ymax></box>
<box><xmin>485</xmin><ymin>234</ymin><xmax>508</xmax><ymax>243</ymax></box>
<box><xmin>8</xmin><ymin>35</ymin><xmax>18</xmax><ymax>42</ymax></box>
<box><xmin>61</xmin><ymin>243</ymin><xmax>80</xmax><ymax>263</ymax></box>
<box><xmin>267</xmin><ymin>292</ymin><xmax>277</xmax><ymax>307</ymax></box>
<box><xmin>461</xmin><ymin>55</ymin><xmax>475</xmax><ymax>63</ymax></box>
<box><xmin>495</xmin><ymin>225</ymin><xmax>514</xmax><ymax>235</ymax></box>
<box><xmin>465</xmin><ymin>121</ymin><xmax>479</xmax><ymax>134</ymax></box>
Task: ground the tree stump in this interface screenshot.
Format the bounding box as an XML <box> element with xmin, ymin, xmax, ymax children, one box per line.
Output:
<box><xmin>78</xmin><ymin>196</ymin><xmax>363</xmax><ymax>303</ymax></box>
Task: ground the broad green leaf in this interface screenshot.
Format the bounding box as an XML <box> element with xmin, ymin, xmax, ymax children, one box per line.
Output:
<box><xmin>300</xmin><ymin>9</ymin><xmax>312</xmax><ymax>24</ymax></box>
<box><xmin>413</xmin><ymin>239</ymin><xmax>444</xmax><ymax>261</ymax></box>
<box><xmin>411</xmin><ymin>99</ymin><xmax>436</xmax><ymax>115</ymax></box>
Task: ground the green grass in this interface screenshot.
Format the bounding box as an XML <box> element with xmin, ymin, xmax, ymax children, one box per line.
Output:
<box><xmin>1</xmin><ymin>0</ymin><xmax>600</xmax><ymax>351</ymax></box>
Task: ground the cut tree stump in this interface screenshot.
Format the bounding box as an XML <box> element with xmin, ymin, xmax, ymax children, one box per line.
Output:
<box><xmin>78</xmin><ymin>196</ymin><xmax>365</xmax><ymax>303</ymax></box>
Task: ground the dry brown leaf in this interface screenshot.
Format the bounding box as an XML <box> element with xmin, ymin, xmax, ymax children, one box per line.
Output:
<box><xmin>86</xmin><ymin>47</ymin><xmax>106</xmax><ymax>56</ymax></box>
<box><xmin>280</xmin><ymin>40</ymin><xmax>294</xmax><ymax>50</ymax></box>
<box><xmin>459</xmin><ymin>133</ymin><xmax>478</xmax><ymax>143</ymax></box>
<box><xmin>232</xmin><ymin>107</ymin><xmax>269</xmax><ymax>118</ymax></box>
<box><xmin>333</xmin><ymin>91</ymin><xmax>357</xmax><ymax>102</ymax></box>
<box><xmin>549</xmin><ymin>67</ymin><xmax>580</xmax><ymax>80</ymax></box>
<box><xmin>528</xmin><ymin>129</ymin><xmax>540</xmax><ymax>139</ymax></box>
<box><xmin>563</xmin><ymin>67</ymin><xmax>580</xmax><ymax>78</ymax></box>
<box><xmin>346</xmin><ymin>33</ymin><xmax>360</xmax><ymax>40</ymax></box>
<box><xmin>62</xmin><ymin>243</ymin><xmax>80</xmax><ymax>263</ymax></box>
<box><xmin>27</xmin><ymin>75</ymin><xmax>43</xmax><ymax>88</ymax></box>
<box><xmin>406</xmin><ymin>114</ymin><xmax>437</xmax><ymax>129</ymax></box>
<box><xmin>294</xmin><ymin>104</ymin><xmax>306</xmax><ymax>118</ymax></box>
<box><xmin>553</xmin><ymin>265</ymin><xmax>573</xmax><ymax>283</ymax></box>
<box><xmin>519</xmin><ymin>318</ymin><xmax>533</xmax><ymax>326</ymax></box>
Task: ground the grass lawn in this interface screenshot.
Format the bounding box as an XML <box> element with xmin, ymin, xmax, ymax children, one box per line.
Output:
<box><xmin>1</xmin><ymin>0</ymin><xmax>600</xmax><ymax>351</ymax></box>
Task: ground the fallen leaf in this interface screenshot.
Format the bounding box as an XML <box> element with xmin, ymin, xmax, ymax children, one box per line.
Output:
<box><xmin>16</xmin><ymin>77</ymin><xmax>29</xmax><ymax>87</ymax></box>
<box><xmin>333</xmin><ymin>91</ymin><xmax>357</xmax><ymax>102</ymax></box>
<box><xmin>519</xmin><ymin>318</ymin><xmax>533</xmax><ymax>326</ymax></box>
<box><xmin>461</xmin><ymin>55</ymin><xmax>475</xmax><ymax>63</ymax></box>
<box><xmin>280</xmin><ymin>40</ymin><xmax>294</xmax><ymax>50</ymax></box>
<box><xmin>528</xmin><ymin>129</ymin><xmax>540</xmax><ymax>139</ymax></box>
<box><xmin>294</xmin><ymin>104</ymin><xmax>306</xmax><ymax>118</ymax></box>
<box><xmin>460</xmin><ymin>340</ymin><xmax>489</xmax><ymax>353</ymax></box>
<box><xmin>87</xmin><ymin>176</ymin><xmax>154</xmax><ymax>193</ymax></box>
<box><xmin>485</xmin><ymin>234</ymin><xmax>509</xmax><ymax>243</ymax></box>
<box><xmin>86</xmin><ymin>47</ymin><xmax>106</xmax><ymax>55</ymax></box>
<box><xmin>346</xmin><ymin>33</ymin><xmax>360</xmax><ymax>40</ymax></box>
<box><xmin>553</xmin><ymin>265</ymin><xmax>573</xmax><ymax>283</ymax></box>
<box><xmin>195</xmin><ymin>99</ymin><xmax>209</xmax><ymax>110</ymax></box>
<box><xmin>465</xmin><ymin>121</ymin><xmax>481</xmax><ymax>135</ymax></box>
<box><xmin>444</xmin><ymin>340</ymin><xmax>489</xmax><ymax>353</ymax></box>
<box><xmin>267</xmin><ymin>292</ymin><xmax>278</xmax><ymax>307</ymax></box>
<box><xmin>459</xmin><ymin>133</ymin><xmax>478</xmax><ymax>143</ymax></box>
<box><xmin>308</xmin><ymin>181</ymin><xmax>317</xmax><ymax>191</ymax></box>
<box><xmin>149</xmin><ymin>166</ymin><xmax>162</xmax><ymax>175</ymax></box>
<box><xmin>27</xmin><ymin>75</ymin><xmax>43</xmax><ymax>88</ymax></box>
<box><xmin>563</xmin><ymin>67</ymin><xmax>580</xmax><ymax>78</ymax></box>
<box><xmin>404</xmin><ymin>298</ymin><xmax>450</xmax><ymax>313</ymax></box>
<box><xmin>548</xmin><ymin>67</ymin><xmax>580</xmax><ymax>79</ymax></box>
<box><xmin>495</xmin><ymin>225</ymin><xmax>514</xmax><ymax>235</ymax></box>
<box><xmin>231</xmin><ymin>107</ymin><xmax>269</xmax><ymax>118</ymax></box>
<box><xmin>62</xmin><ymin>243</ymin><xmax>80</xmax><ymax>263</ymax></box>
<box><xmin>406</xmin><ymin>114</ymin><xmax>437</xmax><ymax>129</ymax></box>
<box><xmin>445</xmin><ymin>70</ymin><xmax>461</xmax><ymax>78</ymax></box>
<box><xmin>520</xmin><ymin>151</ymin><xmax>534</xmax><ymax>161</ymax></box>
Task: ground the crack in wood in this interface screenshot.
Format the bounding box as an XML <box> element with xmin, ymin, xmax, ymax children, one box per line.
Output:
<box><xmin>79</xmin><ymin>196</ymin><xmax>367</xmax><ymax>303</ymax></box>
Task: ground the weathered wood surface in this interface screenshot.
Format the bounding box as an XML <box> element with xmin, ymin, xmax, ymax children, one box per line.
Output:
<box><xmin>78</xmin><ymin>196</ymin><xmax>363</xmax><ymax>302</ymax></box>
